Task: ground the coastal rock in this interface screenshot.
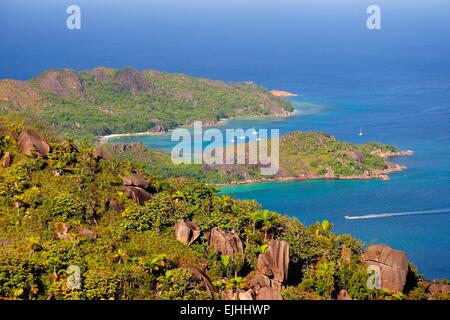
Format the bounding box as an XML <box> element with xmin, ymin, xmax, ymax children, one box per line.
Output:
<box><xmin>371</xmin><ymin>149</ymin><xmax>414</xmax><ymax>158</ymax></box>
<box><xmin>122</xmin><ymin>186</ymin><xmax>152</xmax><ymax>205</ymax></box>
<box><xmin>207</xmin><ymin>227</ymin><xmax>244</xmax><ymax>256</ymax></box>
<box><xmin>174</xmin><ymin>220</ymin><xmax>201</xmax><ymax>245</ymax></box>
<box><xmin>18</xmin><ymin>128</ymin><xmax>50</xmax><ymax>157</ymax></box>
<box><xmin>256</xmin><ymin>240</ymin><xmax>289</xmax><ymax>283</ymax></box>
<box><xmin>123</xmin><ymin>172</ymin><xmax>149</xmax><ymax>189</ymax></box>
<box><xmin>148</xmin><ymin>125</ymin><xmax>167</xmax><ymax>133</ymax></box>
<box><xmin>2</xmin><ymin>152</ymin><xmax>11</xmax><ymax>168</ymax></box>
<box><xmin>362</xmin><ymin>244</ymin><xmax>409</xmax><ymax>293</ymax></box>
<box><xmin>264</xmin><ymin>97</ymin><xmax>292</xmax><ymax>116</ymax></box>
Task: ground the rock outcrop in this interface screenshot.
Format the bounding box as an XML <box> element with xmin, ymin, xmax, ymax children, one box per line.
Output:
<box><xmin>362</xmin><ymin>244</ymin><xmax>409</xmax><ymax>293</ymax></box>
<box><xmin>35</xmin><ymin>69</ymin><xmax>84</xmax><ymax>97</ymax></box>
<box><xmin>123</xmin><ymin>173</ymin><xmax>149</xmax><ymax>189</ymax></box>
<box><xmin>2</xmin><ymin>152</ymin><xmax>11</xmax><ymax>168</ymax></box>
<box><xmin>122</xmin><ymin>170</ymin><xmax>152</xmax><ymax>205</ymax></box>
<box><xmin>18</xmin><ymin>128</ymin><xmax>50</xmax><ymax>156</ymax></box>
<box><xmin>174</xmin><ymin>220</ymin><xmax>201</xmax><ymax>245</ymax></box>
<box><xmin>371</xmin><ymin>149</ymin><xmax>414</xmax><ymax>158</ymax></box>
<box><xmin>256</xmin><ymin>240</ymin><xmax>289</xmax><ymax>283</ymax></box>
<box><xmin>148</xmin><ymin>125</ymin><xmax>167</xmax><ymax>134</ymax></box>
<box><xmin>122</xmin><ymin>186</ymin><xmax>152</xmax><ymax>205</ymax></box>
<box><xmin>249</xmin><ymin>240</ymin><xmax>289</xmax><ymax>300</ymax></box>
<box><xmin>207</xmin><ymin>227</ymin><xmax>244</xmax><ymax>256</ymax></box>
<box><xmin>55</xmin><ymin>223</ymin><xmax>97</xmax><ymax>241</ymax></box>
<box><xmin>115</xmin><ymin>67</ymin><xmax>153</xmax><ymax>94</ymax></box>
<box><xmin>108</xmin><ymin>198</ymin><xmax>125</xmax><ymax>212</ymax></box>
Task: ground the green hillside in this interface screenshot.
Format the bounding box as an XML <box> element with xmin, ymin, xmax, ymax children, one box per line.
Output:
<box><xmin>106</xmin><ymin>132</ymin><xmax>406</xmax><ymax>184</ymax></box>
<box><xmin>0</xmin><ymin>68</ymin><xmax>293</xmax><ymax>140</ymax></box>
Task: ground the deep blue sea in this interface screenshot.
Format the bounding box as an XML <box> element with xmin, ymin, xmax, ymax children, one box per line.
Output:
<box><xmin>1</xmin><ymin>0</ymin><xmax>449</xmax><ymax>278</ymax></box>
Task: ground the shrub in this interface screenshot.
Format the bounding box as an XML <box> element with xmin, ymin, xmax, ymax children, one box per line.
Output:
<box><xmin>50</xmin><ymin>193</ymin><xmax>85</xmax><ymax>220</ymax></box>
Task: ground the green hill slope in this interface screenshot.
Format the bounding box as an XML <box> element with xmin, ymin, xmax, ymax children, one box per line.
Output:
<box><xmin>0</xmin><ymin>68</ymin><xmax>293</xmax><ymax>140</ymax></box>
<box><xmin>105</xmin><ymin>132</ymin><xmax>410</xmax><ymax>184</ymax></box>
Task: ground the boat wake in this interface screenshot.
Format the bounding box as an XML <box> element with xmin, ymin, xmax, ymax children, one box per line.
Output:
<box><xmin>344</xmin><ymin>208</ymin><xmax>450</xmax><ymax>220</ymax></box>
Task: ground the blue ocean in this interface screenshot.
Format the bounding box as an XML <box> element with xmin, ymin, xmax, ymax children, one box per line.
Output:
<box><xmin>1</xmin><ymin>0</ymin><xmax>449</xmax><ymax>278</ymax></box>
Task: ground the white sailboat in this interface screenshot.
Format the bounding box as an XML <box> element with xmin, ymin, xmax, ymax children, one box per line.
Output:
<box><xmin>358</xmin><ymin>126</ymin><xmax>363</xmax><ymax>136</ymax></box>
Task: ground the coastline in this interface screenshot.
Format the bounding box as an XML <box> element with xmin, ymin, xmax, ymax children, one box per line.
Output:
<box><xmin>97</xmin><ymin>109</ymin><xmax>296</xmax><ymax>144</ymax></box>
<box><xmin>213</xmin><ymin>151</ymin><xmax>413</xmax><ymax>187</ymax></box>
<box><xmin>97</xmin><ymin>131</ymin><xmax>168</xmax><ymax>144</ymax></box>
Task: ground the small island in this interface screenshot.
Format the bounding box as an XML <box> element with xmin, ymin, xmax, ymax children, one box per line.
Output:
<box><xmin>106</xmin><ymin>132</ymin><xmax>413</xmax><ymax>186</ymax></box>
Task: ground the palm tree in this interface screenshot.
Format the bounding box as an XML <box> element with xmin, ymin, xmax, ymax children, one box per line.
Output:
<box><xmin>251</xmin><ymin>210</ymin><xmax>280</xmax><ymax>242</ymax></box>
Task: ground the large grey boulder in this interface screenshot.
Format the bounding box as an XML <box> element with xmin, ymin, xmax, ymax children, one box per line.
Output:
<box><xmin>18</xmin><ymin>128</ymin><xmax>50</xmax><ymax>157</ymax></box>
<box><xmin>174</xmin><ymin>220</ymin><xmax>201</xmax><ymax>245</ymax></box>
<box><xmin>247</xmin><ymin>240</ymin><xmax>290</xmax><ymax>300</ymax></box>
<box><xmin>255</xmin><ymin>287</ymin><xmax>283</xmax><ymax>300</ymax></box>
<box><xmin>122</xmin><ymin>186</ymin><xmax>152</xmax><ymax>205</ymax></box>
<box><xmin>362</xmin><ymin>244</ymin><xmax>409</xmax><ymax>293</ymax></box>
<box><xmin>123</xmin><ymin>172</ymin><xmax>149</xmax><ymax>189</ymax></box>
<box><xmin>256</xmin><ymin>240</ymin><xmax>289</xmax><ymax>283</ymax></box>
<box><xmin>2</xmin><ymin>152</ymin><xmax>11</xmax><ymax>168</ymax></box>
<box><xmin>207</xmin><ymin>227</ymin><xmax>244</xmax><ymax>256</ymax></box>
